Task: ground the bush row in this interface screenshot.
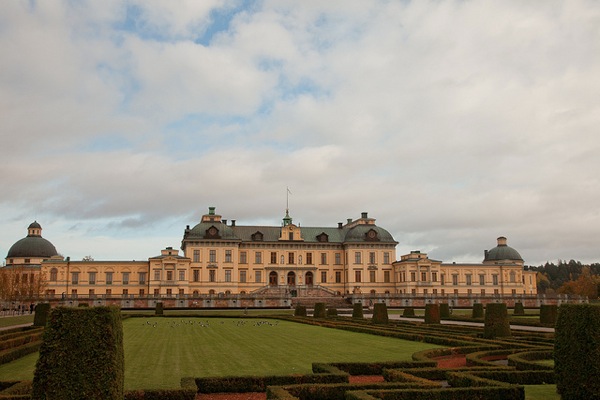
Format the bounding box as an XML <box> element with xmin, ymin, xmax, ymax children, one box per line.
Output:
<box><xmin>123</xmin><ymin>389</ymin><xmax>196</xmax><ymax>400</ymax></box>
<box><xmin>507</xmin><ymin>350</ymin><xmax>553</xmax><ymax>371</ymax></box>
<box><xmin>194</xmin><ymin>372</ymin><xmax>348</xmax><ymax>393</ymax></box>
<box><xmin>0</xmin><ymin>332</ymin><xmax>43</xmax><ymax>353</ymax></box>
<box><xmin>267</xmin><ymin>382</ymin><xmax>436</xmax><ymax>400</ymax></box>
<box><xmin>0</xmin><ymin>340</ymin><xmax>42</xmax><ymax>365</ymax></box>
<box><xmin>321</xmin><ymin>361</ymin><xmax>436</xmax><ymax>376</ymax></box>
<box><xmin>344</xmin><ymin>386</ymin><xmax>524</xmax><ymax>400</ymax></box>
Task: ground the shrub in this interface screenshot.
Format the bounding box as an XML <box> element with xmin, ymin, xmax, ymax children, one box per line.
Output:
<box><xmin>32</xmin><ymin>306</ymin><xmax>124</xmax><ymax>400</ymax></box>
<box><xmin>402</xmin><ymin>307</ymin><xmax>415</xmax><ymax>317</ymax></box>
<box><xmin>155</xmin><ymin>302</ymin><xmax>164</xmax><ymax>315</ymax></box>
<box><xmin>540</xmin><ymin>304</ymin><xmax>558</xmax><ymax>325</ymax></box>
<box><xmin>371</xmin><ymin>303</ymin><xmax>389</xmax><ymax>325</ymax></box>
<box><xmin>555</xmin><ymin>304</ymin><xmax>600</xmax><ymax>400</ymax></box>
<box><xmin>424</xmin><ymin>304</ymin><xmax>440</xmax><ymax>324</ymax></box>
<box><xmin>439</xmin><ymin>303</ymin><xmax>450</xmax><ymax>318</ymax></box>
<box><xmin>294</xmin><ymin>305</ymin><xmax>307</xmax><ymax>317</ymax></box>
<box><xmin>326</xmin><ymin>308</ymin><xmax>338</xmax><ymax>317</ymax></box>
<box><xmin>33</xmin><ymin>304</ymin><xmax>51</xmax><ymax>327</ymax></box>
<box><xmin>483</xmin><ymin>303</ymin><xmax>511</xmax><ymax>339</ymax></box>
<box><xmin>352</xmin><ymin>303</ymin><xmax>364</xmax><ymax>319</ymax></box>
<box><xmin>513</xmin><ymin>302</ymin><xmax>525</xmax><ymax>316</ymax></box>
<box><xmin>472</xmin><ymin>303</ymin><xmax>484</xmax><ymax>318</ymax></box>
<box><xmin>313</xmin><ymin>303</ymin><xmax>327</xmax><ymax>318</ymax></box>
<box><xmin>124</xmin><ymin>389</ymin><xmax>196</xmax><ymax>400</ymax></box>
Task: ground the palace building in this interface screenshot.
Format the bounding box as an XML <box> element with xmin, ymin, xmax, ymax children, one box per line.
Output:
<box><xmin>3</xmin><ymin>207</ymin><xmax>537</xmax><ymax>301</ymax></box>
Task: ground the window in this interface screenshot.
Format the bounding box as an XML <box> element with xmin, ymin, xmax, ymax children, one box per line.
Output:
<box><xmin>225</xmin><ymin>250</ymin><xmax>232</xmax><ymax>263</ymax></box>
<box><xmin>288</xmin><ymin>253</ymin><xmax>295</xmax><ymax>264</ymax></box>
<box><xmin>421</xmin><ymin>272</ymin><xmax>427</xmax><ymax>282</ymax></box>
<box><xmin>467</xmin><ymin>289</ymin><xmax>472</xmax><ymax>295</ymax></box>
<box><xmin>50</xmin><ymin>268</ymin><xmax>58</xmax><ymax>282</ymax></box>
<box><xmin>433</xmin><ymin>288</ymin><xmax>437</xmax><ymax>294</ymax></box>
<box><xmin>178</xmin><ymin>270</ymin><xmax>185</xmax><ymax>281</ymax></box>
<box><xmin>492</xmin><ymin>274</ymin><xmax>499</xmax><ymax>285</ymax></box>
<box><xmin>255</xmin><ymin>270</ymin><xmax>261</xmax><ymax>283</ymax></box>
<box><xmin>225</xmin><ymin>270</ymin><xmax>231</xmax><ymax>282</ymax></box>
<box><xmin>154</xmin><ymin>270</ymin><xmax>160</xmax><ymax>280</ymax></box>
<box><xmin>209</xmin><ymin>250</ymin><xmax>217</xmax><ymax>263</ymax></box>
<box><xmin>510</xmin><ymin>271</ymin><xmax>516</xmax><ymax>283</ymax></box>
<box><xmin>105</xmin><ymin>272</ymin><xmax>113</xmax><ymax>285</ymax></box>
<box><xmin>320</xmin><ymin>253</ymin><xmax>327</xmax><ymax>265</ymax></box>
<box><xmin>384</xmin><ymin>252</ymin><xmax>390</xmax><ymax>264</ymax></box>
<box><xmin>138</xmin><ymin>272</ymin><xmax>146</xmax><ymax>285</ymax></box>
<box><xmin>481</xmin><ymin>289</ymin><xmax>485</xmax><ymax>295</ymax></box>
<box><xmin>423</xmin><ymin>289</ymin><xmax>428</xmax><ymax>294</ymax></box>
<box><xmin>240</xmin><ymin>270</ymin><xmax>247</xmax><ymax>283</ymax></box>
<box><xmin>288</xmin><ymin>232</ymin><xmax>293</xmax><ymax>241</ymax></box>
<box><xmin>354</xmin><ymin>252</ymin><xmax>361</xmax><ymax>264</ymax></box>
<box><xmin>479</xmin><ymin>274</ymin><xmax>485</xmax><ymax>285</ymax></box>
<box><xmin>71</xmin><ymin>289</ymin><xmax>77</xmax><ymax>296</ymax></box>
<box><xmin>306</xmin><ymin>252</ymin><xmax>313</xmax><ymax>265</ymax></box>
<box><xmin>321</xmin><ymin>271</ymin><xmax>327</xmax><ymax>283</ymax></box>
<box><xmin>401</xmin><ymin>272</ymin><xmax>406</xmax><ymax>282</ymax></box>
<box><xmin>454</xmin><ymin>289</ymin><xmax>459</xmax><ymax>295</ymax></box>
<box><xmin>89</xmin><ymin>289</ymin><xmax>95</xmax><ymax>297</ymax></box>
<box><xmin>123</xmin><ymin>289</ymin><xmax>128</xmax><ymax>296</ymax></box>
<box><xmin>466</xmin><ymin>274</ymin><xmax>472</xmax><ymax>285</ymax></box>
<box><xmin>432</xmin><ymin>272</ymin><xmax>437</xmax><ymax>282</ymax></box>
<box><xmin>452</xmin><ymin>274</ymin><xmax>459</xmax><ymax>285</ymax></box>
<box><xmin>166</xmin><ymin>289</ymin><xmax>171</xmax><ymax>296</ymax></box>
<box><xmin>494</xmin><ymin>288</ymin><xmax>499</xmax><ymax>295</ymax></box>
<box><xmin>209</xmin><ymin>270</ymin><xmax>216</xmax><ymax>282</ymax></box>
<box><xmin>441</xmin><ymin>274</ymin><xmax>445</xmax><ymax>285</ymax></box>
<box><xmin>335</xmin><ymin>253</ymin><xmax>341</xmax><ymax>265</ymax></box>
<box><xmin>384</xmin><ymin>270</ymin><xmax>390</xmax><ymax>283</ymax></box>
<box><xmin>88</xmin><ymin>272</ymin><xmax>96</xmax><ymax>285</ymax></box>
<box><xmin>369</xmin><ymin>252</ymin><xmax>376</xmax><ymax>264</ymax></box>
<box><xmin>369</xmin><ymin>270</ymin><xmax>376</xmax><ymax>283</ymax></box>
<box><xmin>139</xmin><ymin>289</ymin><xmax>145</xmax><ymax>296</ymax></box>
<box><xmin>179</xmin><ymin>289</ymin><xmax>185</xmax><ymax>295</ymax></box>
<box><xmin>410</xmin><ymin>272</ymin><xmax>416</xmax><ymax>282</ymax></box>
<box><xmin>71</xmin><ymin>272</ymin><xmax>79</xmax><ymax>285</ymax></box>
<box><xmin>255</xmin><ymin>252</ymin><xmax>262</xmax><ymax>264</ymax></box>
<box><xmin>193</xmin><ymin>250</ymin><xmax>200</xmax><ymax>263</ymax></box>
<box><xmin>335</xmin><ymin>271</ymin><xmax>342</xmax><ymax>283</ymax></box>
<box><xmin>166</xmin><ymin>271</ymin><xmax>173</xmax><ymax>281</ymax></box>
<box><xmin>355</xmin><ymin>270</ymin><xmax>362</xmax><ymax>282</ymax></box>
<box><xmin>106</xmin><ymin>289</ymin><xmax>112</xmax><ymax>296</ymax></box>
<box><xmin>123</xmin><ymin>272</ymin><xmax>130</xmax><ymax>285</ymax></box>
<box><xmin>240</xmin><ymin>251</ymin><xmax>247</xmax><ymax>264</ymax></box>
<box><xmin>511</xmin><ymin>289</ymin><xmax>517</xmax><ymax>295</ymax></box>
<box><xmin>441</xmin><ymin>289</ymin><xmax>445</xmax><ymax>295</ymax></box>
<box><xmin>270</xmin><ymin>252</ymin><xmax>277</xmax><ymax>264</ymax></box>
<box><xmin>193</xmin><ymin>269</ymin><xmax>200</xmax><ymax>282</ymax></box>
<box><xmin>154</xmin><ymin>288</ymin><xmax>159</xmax><ymax>296</ymax></box>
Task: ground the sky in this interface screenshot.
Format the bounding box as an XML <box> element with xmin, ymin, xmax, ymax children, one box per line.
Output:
<box><xmin>1</xmin><ymin>0</ymin><xmax>599</xmax><ymax>266</ymax></box>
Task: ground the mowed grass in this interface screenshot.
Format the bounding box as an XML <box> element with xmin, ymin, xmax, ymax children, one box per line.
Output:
<box><xmin>0</xmin><ymin>317</ymin><xmax>443</xmax><ymax>390</ymax></box>
<box><xmin>525</xmin><ymin>384</ymin><xmax>559</xmax><ymax>400</ymax></box>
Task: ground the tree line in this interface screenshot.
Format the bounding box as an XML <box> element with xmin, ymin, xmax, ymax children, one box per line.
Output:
<box><xmin>527</xmin><ymin>260</ymin><xmax>600</xmax><ymax>299</ymax></box>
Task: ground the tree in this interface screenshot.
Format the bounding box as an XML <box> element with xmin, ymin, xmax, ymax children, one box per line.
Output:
<box><xmin>558</xmin><ymin>266</ymin><xmax>600</xmax><ymax>299</ymax></box>
<box><xmin>0</xmin><ymin>266</ymin><xmax>48</xmax><ymax>310</ymax></box>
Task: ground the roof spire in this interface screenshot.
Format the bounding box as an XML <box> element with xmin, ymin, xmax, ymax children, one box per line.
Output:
<box><xmin>283</xmin><ymin>187</ymin><xmax>293</xmax><ymax>226</ymax></box>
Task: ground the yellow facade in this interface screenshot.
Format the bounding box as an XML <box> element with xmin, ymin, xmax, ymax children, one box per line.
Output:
<box><xmin>5</xmin><ymin>209</ymin><xmax>537</xmax><ymax>300</ymax></box>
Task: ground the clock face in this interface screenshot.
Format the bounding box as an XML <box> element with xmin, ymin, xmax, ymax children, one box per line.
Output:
<box><xmin>368</xmin><ymin>230</ymin><xmax>376</xmax><ymax>239</ymax></box>
<box><xmin>208</xmin><ymin>227</ymin><xmax>217</xmax><ymax>236</ymax></box>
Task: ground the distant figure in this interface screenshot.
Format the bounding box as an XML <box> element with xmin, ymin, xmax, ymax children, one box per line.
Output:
<box><xmin>30</xmin><ymin>303</ymin><xmax>34</xmax><ymax>314</ymax></box>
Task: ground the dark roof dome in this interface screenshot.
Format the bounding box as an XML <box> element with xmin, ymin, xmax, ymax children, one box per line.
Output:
<box><xmin>6</xmin><ymin>222</ymin><xmax>59</xmax><ymax>259</ymax></box>
<box><xmin>344</xmin><ymin>224</ymin><xmax>396</xmax><ymax>243</ymax></box>
<box><xmin>484</xmin><ymin>236</ymin><xmax>523</xmax><ymax>262</ymax></box>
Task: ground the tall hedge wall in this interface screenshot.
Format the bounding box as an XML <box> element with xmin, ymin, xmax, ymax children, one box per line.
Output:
<box><xmin>424</xmin><ymin>304</ymin><xmax>441</xmax><ymax>324</ymax></box>
<box><xmin>371</xmin><ymin>303</ymin><xmax>389</xmax><ymax>325</ymax></box>
<box><xmin>513</xmin><ymin>302</ymin><xmax>525</xmax><ymax>316</ymax></box>
<box><xmin>31</xmin><ymin>306</ymin><xmax>124</xmax><ymax>400</ymax></box>
<box><xmin>33</xmin><ymin>304</ymin><xmax>51</xmax><ymax>327</ymax></box>
<box><xmin>155</xmin><ymin>302</ymin><xmax>164</xmax><ymax>315</ymax></box>
<box><xmin>472</xmin><ymin>303</ymin><xmax>484</xmax><ymax>318</ymax></box>
<box><xmin>555</xmin><ymin>304</ymin><xmax>600</xmax><ymax>400</ymax></box>
<box><xmin>439</xmin><ymin>303</ymin><xmax>450</xmax><ymax>318</ymax></box>
<box><xmin>483</xmin><ymin>303</ymin><xmax>511</xmax><ymax>339</ymax></box>
<box><xmin>294</xmin><ymin>305</ymin><xmax>307</xmax><ymax>317</ymax></box>
<box><xmin>313</xmin><ymin>303</ymin><xmax>327</xmax><ymax>318</ymax></box>
<box><xmin>540</xmin><ymin>304</ymin><xmax>558</xmax><ymax>325</ymax></box>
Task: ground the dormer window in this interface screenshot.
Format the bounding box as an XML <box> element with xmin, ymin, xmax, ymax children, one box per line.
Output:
<box><xmin>205</xmin><ymin>226</ymin><xmax>220</xmax><ymax>239</ymax></box>
<box><xmin>365</xmin><ymin>229</ymin><xmax>379</xmax><ymax>241</ymax></box>
<box><xmin>251</xmin><ymin>231</ymin><xmax>264</xmax><ymax>241</ymax></box>
<box><xmin>317</xmin><ymin>232</ymin><xmax>329</xmax><ymax>242</ymax></box>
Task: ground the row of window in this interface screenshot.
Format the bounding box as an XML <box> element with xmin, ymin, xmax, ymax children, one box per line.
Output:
<box><xmin>399</xmin><ymin>271</ymin><xmax>527</xmax><ymax>285</ymax></box>
<box><xmin>193</xmin><ymin>250</ymin><xmax>391</xmax><ymax>265</ymax></box>
<box><xmin>406</xmin><ymin>288</ymin><xmax>525</xmax><ymax>296</ymax></box>
<box><xmin>66</xmin><ymin>271</ymin><xmax>147</xmax><ymax>285</ymax></box>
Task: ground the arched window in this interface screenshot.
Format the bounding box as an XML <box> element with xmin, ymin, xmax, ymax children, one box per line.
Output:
<box><xmin>50</xmin><ymin>268</ymin><xmax>58</xmax><ymax>282</ymax></box>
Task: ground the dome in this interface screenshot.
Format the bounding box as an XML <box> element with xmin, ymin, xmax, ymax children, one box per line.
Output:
<box><xmin>6</xmin><ymin>222</ymin><xmax>59</xmax><ymax>259</ymax></box>
<box><xmin>186</xmin><ymin>222</ymin><xmax>238</xmax><ymax>240</ymax></box>
<box><xmin>344</xmin><ymin>224</ymin><xmax>396</xmax><ymax>243</ymax></box>
<box><xmin>484</xmin><ymin>236</ymin><xmax>523</xmax><ymax>262</ymax></box>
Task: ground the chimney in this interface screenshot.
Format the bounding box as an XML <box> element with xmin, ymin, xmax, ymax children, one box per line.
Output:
<box><xmin>338</xmin><ymin>222</ymin><xmax>343</xmax><ymax>228</ymax></box>
<box><xmin>361</xmin><ymin>212</ymin><xmax>368</xmax><ymax>218</ymax></box>
<box><xmin>209</xmin><ymin>207</ymin><xmax>216</xmax><ymax>215</ymax></box>
<box><xmin>222</xmin><ymin>220</ymin><xmax>227</xmax><ymax>225</ymax></box>
<box><xmin>347</xmin><ymin>218</ymin><xmax>352</xmax><ymax>224</ymax></box>
<box><xmin>231</xmin><ymin>220</ymin><xmax>236</xmax><ymax>227</ymax></box>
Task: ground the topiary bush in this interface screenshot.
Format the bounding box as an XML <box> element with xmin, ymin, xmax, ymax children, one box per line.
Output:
<box><xmin>294</xmin><ymin>305</ymin><xmax>307</xmax><ymax>317</ymax></box>
<box><xmin>33</xmin><ymin>304</ymin><xmax>51</xmax><ymax>327</ymax></box>
<box><xmin>424</xmin><ymin>304</ymin><xmax>440</xmax><ymax>324</ymax></box>
<box><xmin>313</xmin><ymin>303</ymin><xmax>327</xmax><ymax>318</ymax></box>
<box><xmin>540</xmin><ymin>304</ymin><xmax>558</xmax><ymax>325</ymax></box>
<box><xmin>402</xmin><ymin>307</ymin><xmax>415</xmax><ymax>317</ymax></box>
<box><xmin>472</xmin><ymin>303</ymin><xmax>484</xmax><ymax>318</ymax></box>
<box><xmin>513</xmin><ymin>302</ymin><xmax>525</xmax><ymax>315</ymax></box>
<box><xmin>326</xmin><ymin>308</ymin><xmax>338</xmax><ymax>318</ymax></box>
<box><xmin>32</xmin><ymin>306</ymin><xmax>124</xmax><ymax>400</ymax></box>
<box><xmin>371</xmin><ymin>303</ymin><xmax>389</xmax><ymax>325</ymax></box>
<box><xmin>439</xmin><ymin>303</ymin><xmax>450</xmax><ymax>318</ymax></box>
<box><xmin>484</xmin><ymin>303</ymin><xmax>511</xmax><ymax>339</ymax></box>
<box><xmin>155</xmin><ymin>302</ymin><xmax>164</xmax><ymax>315</ymax></box>
<box><xmin>352</xmin><ymin>303</ymin><xmax>364</xmax><ymax>319</ymax></box>
<box><xmin>555</xmin><ymin>304</ymin><xmax>600</xmax><ymax>400</ymax></box>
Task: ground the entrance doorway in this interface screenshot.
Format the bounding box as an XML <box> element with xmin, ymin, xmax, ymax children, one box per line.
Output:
<box><xmin>269</xmin><ymin>271</ymin><xmax>278</xmax><ymax>286</ymax></box>
<box><xmin>287</xmin><ymin>271</ymin><xmax>296</xmax><ymax>286</ymax></box>
<box><xmin>305</xmin><ymin>271</ymin><xmax>314</xmax><ymax>286</ymax></box>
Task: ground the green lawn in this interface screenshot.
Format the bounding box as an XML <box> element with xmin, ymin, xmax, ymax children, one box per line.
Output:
<box><xmin>0</xmin><ymin>317</ymin><xmax>442</xmax><ymax>390</ymax></box>
<box><xmin>0</xmin><ymin>315</ymin><xmax>34</xmax><ymax>328</ymax></box>
<box><xmin>525</xmin><ymin>384</ymin><xmax>559</xmax><ymax>400</ymax></box>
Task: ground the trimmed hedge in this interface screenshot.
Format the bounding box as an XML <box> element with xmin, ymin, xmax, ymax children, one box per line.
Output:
<box><xmin>371</xmin><ymin>303</ymin><xmax>389</xmax><ymax>325</ymax></box>
<box><xmin>345</xmin><ymin>386</ymin><xmax>524</xmax><ymax>400</ymax></box>
<box><xmin>402</xmin><ymin>307</ymin><xmax>415</xmax><ymax>317</ymax></box>
<box><xmin>424</xmin><ymin>304</ymin><xmax>440</xmax><ymax>324</ymax></box>
<box><xmin>472</xmin><ymin>303</ymin><xmax>484</xmax><ymax>319</ymax></box>
<box><xmin>507</xmin><ymin>350</ymin><xmax>553</xmax><ymax>371</ymax></box>
<box><xmin>484</xmin><ymin>303</ymin><xmax>511</xmax><ymax>339</ymax></box>
<box><xmin>323</xmin><ymin>361</ymin><xmax>436</xmax><ymax>376</ymax></box>
<box><xmin>352</xmin><ymin>303</ymin><xmax>364</xmax><ymax>319</ymax></box>
<box><xmin>0</xmin><ymin>340</ymin><xmax>42</xmax><ymax>366</ymax></box>
<box><xmin>513</xmin><ymin>303</ymin><xmax>525</xmax><ymax>316</ymax></box>
<box><xmin>439</xmin><ymin>303</ymin><xmax>450</xmax><ymax>318</ymax></box>
<box><xmin>327</xmin><ymin>308</ymin><xmax>338</xmax><ymax>317</ymax></box>
<box><xmin>195</xmin><ymin>372</ymin><xmax>348</xmax><ymax>393</ymax></box>
<box><xmin>33</xmin><ymin>304</ymin><xmax>51</xmax><ymax>327</ymax></box>
<box><xmin>294</xmin><ymin>305</ymin><xmax>307</xmax><ymax>317</ymax></box>
<box><xmin>555</xmin><ymin>304</ymin><xmax>600</xmax><ymax>400</ymax></box>
<box><xmin>268</xmin><ymin>382</ymin><xmax>437</xmax><ymax>400</ymax></box>
<box><xmin>123</xmin><ymin>389</ymin><xmax>196</xmax><ymax>400</ymax></box>
<box><xmin>539</xmin><ymin>304</ymin><xmax>558</xmax><ymax>326</ymax></box>
<box><xmin>32</xmin><ymin>306</ymin><xmax>124</xmax><ymax>400</ymax></box>
<box><xmin>313</xmin><ymin>303</ymin><xmax>327</xmax><ymax>318</ymax></box>
<box><xmin>155</xmin><ymin>302</ymin><xmax>164</xmax><ymax>315</ymax></box>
